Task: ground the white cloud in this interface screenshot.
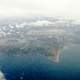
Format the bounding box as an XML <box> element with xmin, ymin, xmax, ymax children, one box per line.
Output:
<box><xmin>0</xmin><ymin>71</ymin><xmax>6</xmax><ymax>80</ymax></box>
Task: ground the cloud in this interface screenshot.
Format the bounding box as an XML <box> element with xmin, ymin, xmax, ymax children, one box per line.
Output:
<box><xmin>0</xmin><ymin>71</ymin><xmax>6</xmax><ymax>80</ymax></box>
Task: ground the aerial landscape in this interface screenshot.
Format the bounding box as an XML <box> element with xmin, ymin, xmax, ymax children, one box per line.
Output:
<box><xmin>0</xmin><ymin>16</ymin><xmax>80</xmax><ymax>80</ymax></box>
<box><xmin>0</xmin><ymin>0</ymin><xmax>80</xmax><ymax>80</ymax></box>
<box><xmin>0</xmin><ymin>17</ymin><xmax>80</xmax><ymax>63</ymax></box>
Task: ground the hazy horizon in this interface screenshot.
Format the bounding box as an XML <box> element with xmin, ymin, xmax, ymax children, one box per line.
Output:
<box><xmin>0</xmin><ymin>0</ymin><xmax>80</xmax><ymax>20</ymax></box>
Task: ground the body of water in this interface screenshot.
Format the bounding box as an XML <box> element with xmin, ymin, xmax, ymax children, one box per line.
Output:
<box><xmin>0</xmin><ymin>46</ymin><xmax>80</xmax><ymax>80</ymax></box>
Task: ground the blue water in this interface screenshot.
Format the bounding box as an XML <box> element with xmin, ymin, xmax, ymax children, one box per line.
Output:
<box><xmin>0</xmin><ymin>46</ymin><xmax>80</xmax><ymax>80</ymax></box>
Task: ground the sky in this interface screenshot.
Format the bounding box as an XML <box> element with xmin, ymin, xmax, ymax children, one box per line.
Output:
<box><xmin>0</xmin><ymin>0</ymin><xmax>80</xmax><ymax>19</ymax></box>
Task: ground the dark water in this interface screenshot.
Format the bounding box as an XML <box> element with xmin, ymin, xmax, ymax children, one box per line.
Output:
<box><xmin>0</xmin><ymin>46</ymin><xmax>80</xmax><ymax>80</ymax></box>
